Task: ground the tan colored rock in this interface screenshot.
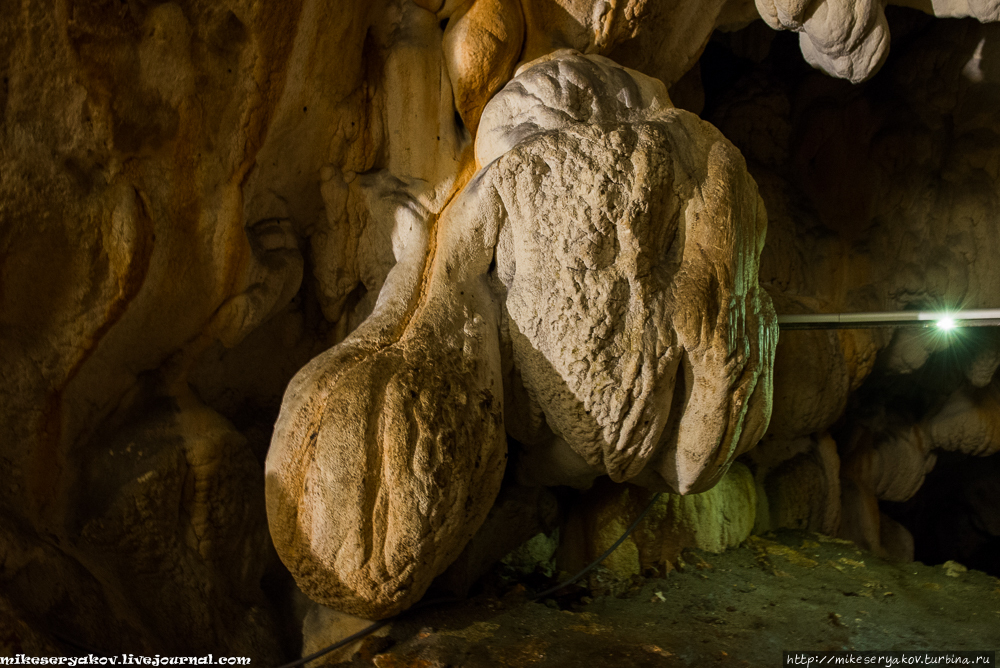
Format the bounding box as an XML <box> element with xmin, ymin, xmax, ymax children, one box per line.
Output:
<box><xmin>443</xmin><ymin>0</ymin><xmax>525</xmax><ymax>134</ymax></box>
<box><xmin>754</xmin><ymin>0</ymin><xmax>1000</xmax><ymax>84</ymax></box>
<box><xmin>835</xmin><ymin>359</ymin><xmax>1000</xmax><ymax>560</ymax></box>
<box><xmin>266</xmin><ymin>163</ymin><xmax>508</xmax><ymax>619</ymax></box>
<box><xmin>648</xmin><ymin>462</ymin><xmax>758</xmax><ymax>557</ymax></box>
<box><xmin>890</xmin><ymin>0</ymin><xmax>1000</xmax><ymax>21</ymax></box>
<box><xmin>6</xmin><ymin>0</ymin><xmax>1000</xmax><ymax>652</ymax></box>
<box><xmin>842</xmin><ymin>427</ymin><xmax>937</xmax><ymax>504</ymax></box>
<box><xmin>963</xmin><ymin>332</ymin><xmax>1000</xmax><ymax>387</ymax></box>
<box><xmin>514</xmin><ymin>0</ymin><xmax>761</xmax><ymax>96</ymax></box>
<box><xmin>267</xmin><ymin>50</ymin><xmax>776</xmax><ymax>618</ymax></box>
<box><xmin>381</xmin><ymin>3</ymin><xmax>469</xmax><ymax>212</ymax></box>
<box><xmin>839</xmin><ymin>380</ymin><xmax>1000</xmax><ymax>545</ymax></box>
<box><xmin>560</xmin><ymin>463</ymin><xmax>757</xmax><ymax>577</ymax></box>
<box><xmin>838</xmin><ymin>478</ymin><xmax>915</xmax><ymax>561</ymax></box>
<box><xmin>481</xmin><ymin>51</ymin><xmax>777</xmax><ymax>495</ymax></box>
<box><xmin>756</xmin><ymin>0</ymin><xmax>891</xmax><ymax>83</ymax></box>
<box><xmin>0</xmin><ymin>0</ymin><xmax>476</xmax><ymax>649</ymax></box>
<box><xmin>927</xmin><ymin>383</ymin><xmax>1000</xmax><ymax>457</ymax></box>
<box><xmin>0</xmin><ymin>0</ymin><xmax>328</xmax><ymax>655</ymax></box>
<box><xmin>605</xmin><ymin>0</ymin><xmax>760</xmax><ymax>90</ymax></box>
<box><xmin>752</xmin><ymin>434</ymin><xmax>841</xmax><ymax>535</ymax></box>
<box><xmin>707</xmin><ymin>15</ymin><xmax>1000</xmax><ymax>559</ymax></box>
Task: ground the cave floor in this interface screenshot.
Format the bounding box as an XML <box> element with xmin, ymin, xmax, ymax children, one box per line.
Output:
<box><xmin>331</xmin><ymin>530</ymin><xmax>1000</xmax><ymax>668</ymax></box>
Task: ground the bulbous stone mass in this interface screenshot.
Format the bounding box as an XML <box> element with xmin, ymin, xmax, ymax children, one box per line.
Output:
<box><xmin>265</xmin><ymin>50</ymin><xmax>777</xmax><ymax>619</ymax></box>
<box><xmin>5</xmin><ymin>0</ymin><xmax>1000</xmax><ymax>655</ymax></box>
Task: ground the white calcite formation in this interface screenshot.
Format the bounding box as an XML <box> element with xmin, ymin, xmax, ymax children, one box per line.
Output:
<box><xmin>757</xmin><ymin>0</ymin><xmax>1000</xmax><ymax>82</ymax></box>
<box><xmin>265</xmin><ymin>50</ymin><xmax>777</xmax><ymax>619</ymax></box>
<box><xmin>480</xmin><ymin>52</ymin><xmax>777</xmax><ymax>495</ymax></box>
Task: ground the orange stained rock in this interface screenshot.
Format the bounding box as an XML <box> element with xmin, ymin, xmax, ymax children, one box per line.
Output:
<box><xmin>443</xmin><ymin>0</ymin><xmax>525</xmax><ymax>135</ymax></box>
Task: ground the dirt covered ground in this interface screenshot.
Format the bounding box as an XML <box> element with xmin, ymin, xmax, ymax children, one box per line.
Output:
<box><xmin>329</xmin><ymin>530</ymin><xmax>1000</xmax><ymax>667</ymax></box>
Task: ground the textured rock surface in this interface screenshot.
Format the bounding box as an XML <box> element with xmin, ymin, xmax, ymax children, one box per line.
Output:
<box><xmin>343</xmin><ymin>532</ymin><xmax>1000</xmax><ymax>668</ymax></box>
<box><xmin>558</xmin><ymin>463</ymin><xmax>758</xmax><ymax>579</ymax></box>
<box><xmin>756</xmin><ymin>0</ymin><xmax>893</xmax><ymax>82</ymax></box>
<box><xmin>266</xmin><ymin>50</ymin><xmax>776</xmax><ymax>619</ymax></box>
<box><xmin>756</xmin><ymin>0</ymin><xmax>1000</xmax><ymax>82</ymax></box>
<box><xmin>2</xmin><ymin>0</ymin><xmax>1000</xmax><ymax>658</ymax></box>
<box><xmin>565</xmin><ymin>8</ymin><xmax>1000</xmax><ymax>577</ymax></box>
<box><xmin>0</xmin><ymin>0</ymin><xmax>314</xmax><ymax>657</ymax></box>
<box><xmin>266</xmin><ymin>162</ymin><xmax>508</xmax><ymax>619</ymax></box>
<box><xmin>709</xmin><ymin>10</ymin><xmax>1000</xmax><ymax>562</ymax></box>
<box><xmin>481</xmin><ymin>52</ymin><xmax>776</xmax><ymax>495</ymax></box>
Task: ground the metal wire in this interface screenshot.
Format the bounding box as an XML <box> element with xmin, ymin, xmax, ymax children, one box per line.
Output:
<box><xmin>276</xmin><ymin>491</ymin><xmax>663</xmax><ymax>667</ymax></box>
<box><xmin>777</xmin><ymin>309</ymin><xmax>1000</xmax><ymax>330</ymax></box>
<box><xmin>275</xmin><ymin>307</ymin><xmax>1000</xmax><ymax>665</ymax></box>
<box><xmin>275</xmin><ymin>619</ymin><xmax>392</xmax><ymax>668</ymax></box>
<box><xmin>529</xmin><ymin>492</ymin><xmax>661</xmax><ymax>601</ymax></box>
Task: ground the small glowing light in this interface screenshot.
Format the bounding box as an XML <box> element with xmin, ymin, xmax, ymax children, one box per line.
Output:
<box><xmin>937</xmin><ymin>317</ymin><xmax>956</xmax><ymax>331</ymax></box>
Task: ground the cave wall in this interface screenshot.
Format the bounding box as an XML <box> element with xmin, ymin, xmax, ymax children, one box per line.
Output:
<box><xmin>2</xmin><ymin>0</ymin><xmax>1000</xmax><ymax>657</ymax></box>
<box><xmin>722</xmin><ymin>9</ymin><xmax>1000</xmax><ymax>560</ymax></box>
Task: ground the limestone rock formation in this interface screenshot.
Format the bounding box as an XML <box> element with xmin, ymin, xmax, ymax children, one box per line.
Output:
<box><xmin>756</xmin><ymin>0</ymin><xmax>893</xmax><ymax>82</ymax></box>
<box><xmin>481</xmin><ymin>52</ymin><xmax>777</xmax><ymax>495</ymax></box>
<box><xmin>756</xmin><ymin>0</ymin><xmax>1000</xmax><ymax>82</ymax></box>
<box><xmin>265</xmin><ymin>162</ymin><xmax>508</xmax><ymax>619</ymax></box>
<box><xmin>567</xmin><ymin>6</ymin><xmax>1000</xmax><ymax>576</ymax></box>
<box><xmin>265</xmin><ymin>50</ymin><xmax>776</xmax><ymax>619</ymax></box>
<box><xmin>558</xmin><ymin>463</ymin><xmax>758</xmax><ymax>580</ymax></box>
<box><xmin>2</xmin><ymin>0</ymin><xmax>1000</xmax><ymax>657</ymax></box>
<box><xmin>709</xmin><ymin>10</ymin><xmax>1000</xmax><ymax>561</ymax></box>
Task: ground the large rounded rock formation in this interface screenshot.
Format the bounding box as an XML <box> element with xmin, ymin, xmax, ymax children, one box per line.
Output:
<box><xmin>1</xmin><ymin>0</ymin><xmax>999</xmax><ymax>658</ymax></box>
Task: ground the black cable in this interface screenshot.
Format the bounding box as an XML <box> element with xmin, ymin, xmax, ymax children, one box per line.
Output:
<box><xmin>275</xmin><ymin>491</ymin><xmax>662</xmax><ymax>668</ymax></box>
<box><xmin>274</xmin><ymin>595</ymin><xmax>465</xmax><ymax>668</ymax></box>
<box><xmin>276</xmin><ymin>619</ymin><xmax>391</xmax><ymax>668</ymax></box>
<box><xmin>530</xmin><ymin>491</ymin><xmax>661</xmax><ymax>601</ymax></box>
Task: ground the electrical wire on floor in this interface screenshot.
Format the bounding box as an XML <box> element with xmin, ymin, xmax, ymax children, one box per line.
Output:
<box><xmin>276</xmin><ymin>491</ymin><xmax>662</xmax><ymax>668</ymax></box>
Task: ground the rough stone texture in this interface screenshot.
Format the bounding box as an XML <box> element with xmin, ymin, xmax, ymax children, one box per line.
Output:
<box><xmin>343</xmin><ymin>531</ymin><xmax>1000</xmax><ymax>668</ymax></box>
<box><xmin>481</xmin><ymin>52</ymin><xmax>776</xmax><ymax>496</ymax></box>
<box><xmin>0</xmin><ymin>0</ymin><xmax>477</xmax><ymax>653</ymax></box>
<box><xmin>709</xmin><ymin>10</ymin><xmax>1000</xmax><ymax>562</ymax></box>
<box><xmin>2</xmin><ymin>0</ymin><xmax>1000</xmax><ymax>658</ymax></box>
<box><xmin>756</xmin><ymin>0</ymin><xmax>893</xmax><ymax>82</ymax></box>
<box><xmin>756</xmin><ymin>0</ymin><xmax>1000</xmax><ymax>83</ymax></box>
<box><xmin>0</xmin><ymin>0</ymin><xmax>314</xmax><ymax>657</ymax></box>
<box><xmin>266</xmin><ymin>50</ymin><xmax>776</xmax><ymax>619</ymax></box>
<box><xmin>265</xmin><ymin>159</ymin><xmax>508</xmax><ymax>619</ymax></box>
<box><xmin>751</xmin><ymin>434</ymin><xmax>842</xmax><ymax>536</ymax></box>
<box><xmin>558</xmin><ymin>463</ymin><xmax>758</xmax><ymax>579</ymax></box>
<box><xmin>443</xmin><ymin>0</ymin><xmax>525</xmax><ymax>134</ymax></box>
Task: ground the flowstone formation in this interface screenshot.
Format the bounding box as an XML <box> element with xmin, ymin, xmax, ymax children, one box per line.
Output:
<box><xmin>265</xmin><ymin>50</ymin><xmax>776</xmax><ymax>619</ymax></box>
<box><xmin>712</xmin><ymin>9</ymin><xmax>1000</xmax><ymax>564</ymax></box>
<box><xmin>2</xmin><ymin>0</ymin><xmax>1000</xmax><ymax>659</ymax></box>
